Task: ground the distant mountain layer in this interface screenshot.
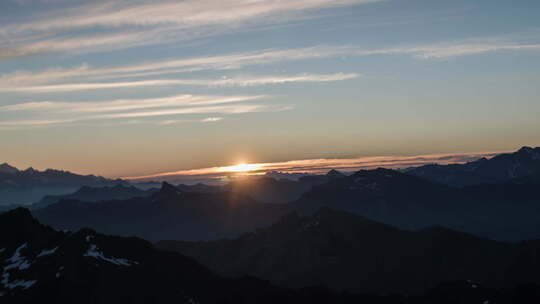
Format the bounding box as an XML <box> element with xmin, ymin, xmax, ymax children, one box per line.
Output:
<box><xmin>292</xmin><ymin>167</ymin><xmax>540</xmax><ymax>241</ymax></box>
<box><xmin>406</xmin><ymin>146</ymin><xmax>540</xmax><ymax>186</ymax></box>
<box><xmin>158</xmin><ymin>208</ymin><xmax>540</xmax><ymax>294</ymax></box>
<box><xmin>33</xmin><ymin>183</ymin><xmax>290</xmax><ymax>241</ymax></box>
<box><xmin>0</xmin><ymin>163</ymin><xmax>125</xmax><ymax>205</ymax></box>
<box><xmin>32</xmin><ymin>184</ymin><xmax>157</xmax><ymax>209</ymax></box>
<box><xmin>33</xmin><ymin>165</ymin><xmax>540</xmax><ymax>242</ymax></box>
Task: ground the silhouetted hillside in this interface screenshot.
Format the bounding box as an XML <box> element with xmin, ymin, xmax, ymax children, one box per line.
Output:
<box><xmin>0</xmin><ymin>163</ymin><xmax>125</xmax><ymax>205</ymax></box>
<box><xmin>292</xmin><ymin>168</ymin><xmax>540</xmax><ymax>241</ymax></box>
<box><xmin>158</xmin><ymin>208</ymin><xmax>540</xmax><ymax>294</ymax></box>
<box><xmin>31</xmin><ymin>184</ymin><xmax>157</xmax><ymax>209</ymax></box>
<box><xmin>406</xmin><ymin>146</ymin><xmax>540</xmax><ymax>186</ymax></box>
<box><xmin>33</xmin><ymin>183</ymin><xmax>289</xmax><ymax>241</ymax></box>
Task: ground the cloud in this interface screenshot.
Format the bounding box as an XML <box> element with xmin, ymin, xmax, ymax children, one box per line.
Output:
<box><xmin>0</xmin><ymin>73</ymin><xmax>359</xmax><ymax>93</ymax></box>
<box><xmin>124</xmin><ymin>150</ymin><xmax>507</xmax><ymax>181</ymax></box>
<box><xmin>0</xmin><ymin>94</ymin><xmax>266</xmax><ymax>113</ymax></box>
<box><xmin>2</xmin><ymin>38</ymin><xmax>539</xmax><ymax>87</ymax></box>
<box><xmin>3</xmin><ymin>0</ymin><xmax>380</xmax><ymax>33</ymax></box>
<box><xmin>0</xmin><ymin>46</ymin><xmax>353</xmax><ymax>86</ymax></box>
<box><xmin>0</xmin><ymin>0</ymin><xmax>381</xmax><ymax>59</ymax></box>
<box><xmin>0</xmin><ymin>94</ymin><xmax>291</xmax><ymax>128</ymax></box>
<box><xmin>200</xmin><ymin>117</ymin><xmax>223</xmax><ymax>122</ymax></box>
<box><xmin>93</xmin><ymin>104</ymin><xmax>292</xmax><ymax>119</ymax></box>
<box><xmin>369</xmin><ymin>43</ymin><xmax>540</xmax><ymax>59</ymax></box>
<box><xmin>0</xmin><ymin>119</ymin><xmax>74</xmax><ymax>127</ymax></box>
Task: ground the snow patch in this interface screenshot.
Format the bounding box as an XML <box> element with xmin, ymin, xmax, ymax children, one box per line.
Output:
<box><xmin>4</xmin><ymin>243</ymin><xmax>32</xmax><ymax>271</ymax></box>
<box><xmin>1</xmin><ymin>243</ymin><xmax>37</xmax><ymax>291</ymax></box>
<box><xmin>84</xmin><ymin>244</ymin><xmax>138</xmax><ymax>266</ymax></box>
<box><xmin>37</xmin><ymin>247</ymin><xmax>58</xmax><ymax>258</ymax></box>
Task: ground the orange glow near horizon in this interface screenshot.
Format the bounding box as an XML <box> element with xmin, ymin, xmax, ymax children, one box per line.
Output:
<box><xmin>122</xmin><ymin>150</ymin><xmax>509</xmax><ymax>182</ymax></box>
<box><xmin>217</xmin><ymin>163</ymin><xmax>261</xmax><ymax>173</ymax></box>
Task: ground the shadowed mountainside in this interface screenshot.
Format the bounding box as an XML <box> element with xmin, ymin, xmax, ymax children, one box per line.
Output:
<box><xmin>405</xmin><ymin>146</ymin><xmax>540</xmax><ymax>187</ymax></box>
<box><xmin>0</xmin><ymin>163</ymin><xmax>125</xmax><ymax>206</ymax></box>
<box><xmin>157</xmin><ymin>208</ymin><xmax>540</xmax><ymax>294</ymax></box>
<box><xmin>33</xmin><ymin>183</ymin><xmax>289</xmax><ymax>241</ymax></box>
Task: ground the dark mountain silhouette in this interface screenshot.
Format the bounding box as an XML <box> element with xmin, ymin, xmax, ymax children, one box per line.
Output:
<box><xmin>31</xmin><ymin>184</ymin><xmax>158</xmax><ymax>209</ymax></box>
<box><xmin>0</xmin><ymin>163</ymin><xmax>125</xmax><ymax>206</ymax></box>
<box><xmin>157</xmin><ymin>208</ymin><xmax>540</xmax><ymax>294</ymax></box>
<box><xmin>0</xmin><ymin>163</ymin><xmax>19</xmax><ymax>174</ymax></box>
<box><xmin>3</xmin><ymin>208</ymin><xmax>399</xmax><ymax>304</ymax></box>
<box><xmin>224</xmin><ymin>177</ymin><xmax>313</xmax><ymax>204</ymax></box>
<box><xmin>292</xmin><ymin>167</ymin><xmax>540</xmax><ymax>241</ymax></box>
<box><xmin>176</xmin><ymin>183</ymin><xmax>223</xmax><ymax>194</ymax></box>
<box><xmin>406</xmin><ymin>146</ymin><xmax>540</xmax><ymax>187</ymax></box>
<box><xmin>4</xmin><ymin>207</ymin><xmax>540</xmax><ymax>304</ymax></box>
<box><xmin>223</xmin><ymin>170</ymin><xmax>346</xmax><ymax>204</ymax></box>
<box><xmin>33</xmin><ymin>183</ymin><xmax>289</xmax><ymax>241</ymax></box>
<box><xmin>293</xmin><ymin>168</ymin><xmax>469</xmax><ymax>228</ymax></box>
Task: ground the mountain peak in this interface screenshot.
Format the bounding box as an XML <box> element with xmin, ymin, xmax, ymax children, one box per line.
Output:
<box><xmin>517</xmin><ymin>146</ymin><xmax>540</xmax><ymax>158</ymax></box>
<box><xmin>326</xmin><ymin>169</ymin><xmax>344</xmax><ymax>178</ymax></box>
<box><xmin>0</xmin><ymin>162</ymin><xmax>19</xmax><ymax>174</ymax></box>
<box><xmin>156</xmin><ymin>182</ymin><xmax>183</xmax><ymax>198</ymax></box>
<box><xmin>1</xmin><ymin>207</ymin><xmax>33</xmax><ymax>220</ymax></box>
<box><xmin>518</xmin><ymin>146</ymin><xmax>534</xmax><ymax>152</ymax></box>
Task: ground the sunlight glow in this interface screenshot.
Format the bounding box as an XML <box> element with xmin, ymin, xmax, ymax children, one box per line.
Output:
<box><xmin>218</xmin><ymin>163</ymin><xmax>261</xmax><ymax>173</ymax></box>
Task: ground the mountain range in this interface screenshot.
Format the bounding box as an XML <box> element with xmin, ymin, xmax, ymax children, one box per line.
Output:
<box><xmin>3</xmin><ymin>208</ymin><xmax>540</xmax><ymax>303</ymax></box>
<box><xmin>293</xmin><ymin>165</ymin><xmax>540</xmax><ymax>241</ymax></box>
<box><xmin>157</xmin><ymin>207</ymin><xmax>540</xmax><ymax>294</ymax></box>
<box><xmin>31</xmin><ymin>184</ymin><xmax>157</xmax><ymax>209</ymax></box>
<box><xmin>406</xmin><ymin>146</ymin><xmax>540</xmax><ymax>186</ymax></box>
<box><xmin>0</xmin><ymin>208</ymin><xmax>368</xmax><ymax>303</ymax></box>
<box><xmin>24</xmin><ymin>147</ymin><xmax>540</xmax><ymax>242</ymax></box>
<box><xmin>0</xmin><ymin>163</ymin><xmax>125</xmax><ymax>206</ymax></box>
<box><xmin>33</xmin><ymin>182</ymin><xmax>289</xmax><ymax>241</ymax></box>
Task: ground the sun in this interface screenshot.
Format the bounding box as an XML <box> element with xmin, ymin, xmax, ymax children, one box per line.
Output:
<box><xmin>219</xmin><ymin>163</ymin><xmax>261</xmax><ymax>173</ymax></box>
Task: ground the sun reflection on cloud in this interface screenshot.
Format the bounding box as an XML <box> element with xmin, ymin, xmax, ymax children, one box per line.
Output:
<box><xmin>124</xmin><ymin>150</ymin><xmax>509</xmax><ymax>183</ymax></box>
<box><xmin>217</xmin><ymin>163</ymin><xmax>261</xmax><ymax>173</ymax></box>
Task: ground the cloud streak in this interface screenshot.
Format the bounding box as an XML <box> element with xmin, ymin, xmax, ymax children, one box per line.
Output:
<box><xmin>0</xmin><ymin>94</ymin><xmax>291</xmax><ymax>129</ymax></box>
<box><xmin>2</xmin><ymin>39</ymin><xmax>539</xmax><ymax>88</ymax></box>
<box><xmin>124</xmin><ymin>150</ymin><xmax>507</xmax><ymax>182</ymax></box>
<box><xmin>0</xmin><ymin>73</ymin><xmax>359</xmax><ymax>93</ymax></box>
<box><xmin>0</xmin><ymin>94</ymin><xmax>266</xmax><ymax>113</ymax></box>
<box><xmin>0</xmin><ymin>0</ymin><xmax>381</xmax><ymax>60</ymax></box>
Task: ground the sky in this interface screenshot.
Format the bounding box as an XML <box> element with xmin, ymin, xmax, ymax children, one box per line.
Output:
<box><xmin>1</xmin><ymin>0</ymin><xmax>539</xmax><ymax>179</ymax></box>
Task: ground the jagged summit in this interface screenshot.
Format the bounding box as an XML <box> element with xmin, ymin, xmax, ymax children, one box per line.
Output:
<box><xmin>0</xmin><ymin>163</ymin><xmax>19</xmax><ymax>174</ymax></box>
<box><xmin>325</xmin><ymin>169</ymin><xmax>345</xmax><ymax>178</ymax></box>
<box><xmin>407</xmin><ymin>146</ymin><xmax>540</xmax><ymax>186</ymax></box>
<box><xmin>157</xmin><ymin>181</ymin><xmax>183</xmax><ymax>196</ymax></box>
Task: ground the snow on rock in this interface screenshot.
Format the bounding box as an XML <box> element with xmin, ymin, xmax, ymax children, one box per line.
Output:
<box><xmin>37</xmin><ymin>247</ymin><xmax>58</xmax><ymax>258</ymax></box>
<box><xmin>84</xmin><ymin>244</ymin><xmax>138</xmax><ymax>266</ymax></box>
<box><xmin>1</xmin><ymin>243</ymin><xmax>37</xmax><ymax>291</ymax></box>
<box><xmin>5</xmin><ymin>243</ymin><xmax>32</xmax><ymax>271</ymax></box>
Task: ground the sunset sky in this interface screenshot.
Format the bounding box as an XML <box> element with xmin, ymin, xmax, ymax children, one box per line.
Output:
<box><xmin>1</xmin><ymin>0</ymin><xmax>539</xmax><ymax>178</ymax></box>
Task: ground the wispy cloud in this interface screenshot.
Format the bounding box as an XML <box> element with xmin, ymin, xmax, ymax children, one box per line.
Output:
<box><xmin>0</xmin><ymin>73</ymin><xmax>359</xmax><ymax>93</ymax></box>
<box><xmin>0</xmin><ymin>94</ymin><xmax>291</xmax><ymax>129</ymax></box>
<box><xmin>0</xmin><ymin>119</ymin><xmax>74</xmax><ymax>127</ymax></box>
<box><xmin>200</xmin><ymin>117</ymin><xmax>223</xmax><ymax>122</ymax></box>
<box><xmin>0</xmin><ymin>0</ymin><xmax>382</xmax><ymax>59</ymax></box>
<box><xmin>124</xmin><ymin>150</ymin><xmax>507</xmax><ymax>181</ymax></box>
<box><xmin>0</xmin><ymin>94</ymin><xmax>266</xmax><ymax>113</ymax></box>
<box><xmin>4</xmin><ymin>0</ymin><xmax>380</xmax><ymax>33</ymax></box>
<box><xmin>2</xmin><ymin>38</ymin><xmax>539</xmax><ymax>88</ymax></box>
<box><xmin>93</xmin><ymin>104</ymin><xmax>291</xmax><ymax>119</ymax></box>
